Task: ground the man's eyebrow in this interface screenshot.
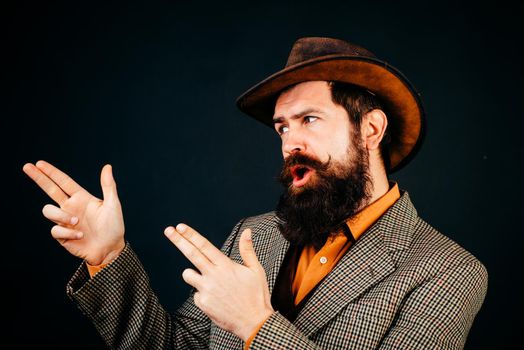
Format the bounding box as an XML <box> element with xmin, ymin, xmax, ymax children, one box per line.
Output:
<box><xmin>272</xmin><ymin>108</ymin><xmax>326</xmax><ymax>125</ymax></box>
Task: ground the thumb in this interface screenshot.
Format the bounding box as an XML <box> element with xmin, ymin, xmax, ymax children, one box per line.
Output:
<box><xmin>100</xmin><ymin>164</ymin><xmax>119</xmax><ymax>202</ymax></box>
<box><xmin>239</xmin><ymin>228</ymin><xmax>260</xmax><ymax>268</ymax></box>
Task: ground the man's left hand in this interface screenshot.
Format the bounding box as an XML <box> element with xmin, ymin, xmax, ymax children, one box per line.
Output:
<box><xmin>164</xmin><ymin>223</ymin><xmax>274</xmax><ymax>341</ymax></box>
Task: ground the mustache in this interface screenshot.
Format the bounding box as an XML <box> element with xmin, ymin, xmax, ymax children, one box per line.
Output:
<box><xmin>279</xmin><ymin>153</ymin><xmax>331</xmax><ymax>184</ymax></box>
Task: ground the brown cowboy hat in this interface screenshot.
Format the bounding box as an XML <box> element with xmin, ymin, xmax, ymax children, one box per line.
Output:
<box><xmin>236</xmin><ymin>37</ymin><xmax>425</xmax><ymax>173</ymax></box>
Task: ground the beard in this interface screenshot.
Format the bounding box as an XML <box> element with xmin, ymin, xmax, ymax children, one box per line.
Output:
<box><xmin>275</xmin><ymin>138</ymin><xmax>372</xmax><ymax>250</ymax></box>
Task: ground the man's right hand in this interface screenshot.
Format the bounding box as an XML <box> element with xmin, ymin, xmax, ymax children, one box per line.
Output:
<box><xmin>23</xmin><ymin>160</ymin><xmax>126</xmax><ymax>266</ymax></box>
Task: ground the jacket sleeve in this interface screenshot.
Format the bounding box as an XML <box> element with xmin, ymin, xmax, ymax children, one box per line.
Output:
<box><xmin>66</xmin><ymin>219</ymin><xmax>244</xmax><ymax>350</ymax></box>
<box><xmin>247</xmin><ymin>260</ymin><xmax>487</xmax><ymax>350</ymax></box>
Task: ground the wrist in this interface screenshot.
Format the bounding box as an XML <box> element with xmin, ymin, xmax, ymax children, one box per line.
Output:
<box><xmin>87</xmin><ymin>240</ymin><xmax>126</xmax><ymax>266</ymax></box>
<box><xmin>101</xmin><ymin>240</ymin><xmax>126</xmax><ymax>265</ymax></box>
<box><xmin>238</xmin><ymin>308</ymin><xmax>274</xmax><ymax>341</ymax></box>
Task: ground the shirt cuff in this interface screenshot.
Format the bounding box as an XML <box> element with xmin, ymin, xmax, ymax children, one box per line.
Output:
<box><xmin>86</xmin><ymin>262</ymin><xmax>108</xmax><ymax>277</ymax></box>
<box><xmin>244</xmin><ymin>315</ymin><xmax>271</xmax><ymax>349</ymax></box>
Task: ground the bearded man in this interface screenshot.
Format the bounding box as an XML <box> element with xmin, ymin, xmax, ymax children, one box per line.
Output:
<box><xmin>23</xmin><ymin>37</ymin><xmax>487</xmax><ymax>349</ymax></box>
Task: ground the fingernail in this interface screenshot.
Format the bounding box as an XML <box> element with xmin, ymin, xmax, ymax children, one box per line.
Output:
<box><xmin>70</xmin><ymin>217</ymin><xmax>79</xmax><ymax>225</ymax></box>
<box><xmin>76</xmin><ymin>232</ymin><xmax>83</xmax><ymax>239</ymax></box>
<box><xmin>164</xmin><ymin>227</ymin><xmax>175</xmax><ymax>236</ymax></box>
<box><xmin>176</xmin><ymin>224</ymin><xmax>186</xmax><ymax>233</ymax></box>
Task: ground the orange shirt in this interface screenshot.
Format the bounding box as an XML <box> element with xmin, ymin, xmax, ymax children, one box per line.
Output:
<box><xmin>292</xmin><ymin>182</ymin><xmax>400</xmax><ymax>305</ymax></box>
<box><xmin>245</xmin><ymin>182</ymin><xmax>400</xmax><ymax>348</ymax></box>
<box><xmin>86</xmin><ymin>262</ymin><xmax>107</xmax><ymax>277</ymax></box>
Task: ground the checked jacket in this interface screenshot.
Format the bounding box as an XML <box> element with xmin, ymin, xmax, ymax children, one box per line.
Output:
<box><xmin>66</xmin><ymin>190</ymin><xmax>488</xmax><ymax>349</ymax></box>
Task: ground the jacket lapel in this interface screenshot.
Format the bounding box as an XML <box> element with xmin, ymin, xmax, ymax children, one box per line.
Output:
<box><xmin>250</xmin><ymin>216</ymin><xmax>291</xmax><ymax>295</ymax></box>
<box><xmin>266</xmin><ymin>231</ymin><xmax>290</xmax><ymax>294</ymax></box>
<box><xmin>293</xmin><ymin>191</ymin><xmax>417</xmax><ymax>337</ymax></box>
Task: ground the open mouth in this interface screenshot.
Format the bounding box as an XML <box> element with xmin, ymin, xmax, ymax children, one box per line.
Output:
<box><xmin>290</xmin><ymin>165</ymin><xmax>314</xmax><ymax>187</ymax></box>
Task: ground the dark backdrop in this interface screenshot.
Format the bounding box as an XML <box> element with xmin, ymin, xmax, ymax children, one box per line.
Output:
<box><xmin>4</xmin><ymin>0</ymin><xmax>521</xmax><ymax>348</ymax></box>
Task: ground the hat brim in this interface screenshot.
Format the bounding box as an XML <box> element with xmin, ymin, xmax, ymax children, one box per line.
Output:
<box><xmin>236</xmin><ymin>54</ymin><xmax>426</xmax><ymax>173</ymax></box>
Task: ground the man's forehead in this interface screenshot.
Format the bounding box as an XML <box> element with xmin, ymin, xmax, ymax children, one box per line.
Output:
<box><xmin>273</xmin><ymin>81</ymin><xmax>335</xmax><ymax>120</ymax></box>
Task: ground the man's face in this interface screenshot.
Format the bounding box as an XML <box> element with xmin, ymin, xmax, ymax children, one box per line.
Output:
<box><xmin>273</xmin><ymin>81</ymin><xmax>357</xmax><ymax>191</ymax></box>
<box><xmin>273</xmin><ymin>81</ymin><xmax>372</xmax><ymax>248</ymax></box>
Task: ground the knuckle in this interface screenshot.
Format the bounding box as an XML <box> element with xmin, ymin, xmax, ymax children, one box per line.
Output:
<box><xmin>63</xmin><ymin>176</ymin><xmax>72</xmax><ymax>186</ymax></box>
<box><xmin>187</xmin><ymin>249</ymin><xmax>198</xmax><ymax>260</ymax></box>
<box><xmin>196</xmin><ymin>240</ymin><xmax>208</xmax><ymax>251</ymax></box>
<box><xmin>47</xmin><ymin>186</ymin><xmax>57</xmax><ymax>197</ymax></box>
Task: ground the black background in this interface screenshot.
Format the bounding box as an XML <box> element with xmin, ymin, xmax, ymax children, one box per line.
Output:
<box><xmin>4</xmin><ymin>0</ymin><xmax>522</xmax><ymax>348</ymax></box>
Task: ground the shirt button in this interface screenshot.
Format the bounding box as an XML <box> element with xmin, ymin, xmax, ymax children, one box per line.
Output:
<box><xmin>320</xmin><ymin>256</ymin><xmax>328</xmax><ymax>264</ymax></box>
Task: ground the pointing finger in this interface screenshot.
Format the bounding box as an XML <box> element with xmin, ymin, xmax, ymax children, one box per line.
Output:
<box><xmin>164</xmin><ymin>226</ymin><xmax>213</xmax><ymax>273</ymax></box>
<box><xmin>35</xmin><ymin>160</ymin><xmax>85</xmax><ymax>197</ymax></box>
<box><xmin>174</xmin><ymin>224</ymin><xmax>227</xmax><ymax>265</ymax></box>
<box><xmin>23</xmin><ymin>163</ymin><xmax>69</xmax><ymax>205</ymax></box>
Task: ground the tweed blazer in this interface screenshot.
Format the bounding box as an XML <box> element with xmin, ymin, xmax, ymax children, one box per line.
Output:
<box><xmin>67</xmin><ymin>190</ymin><xmax>488</xmax><ymax>349</ymax></box>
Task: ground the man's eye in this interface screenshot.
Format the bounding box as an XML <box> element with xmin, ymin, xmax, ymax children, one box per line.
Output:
<box><xmin>278</xmin><ymin>125</ymin><xmax>289</xmax><ymax>135</ymax></box>
<box><xmin>304</xmin><ymin>116</ymin><xmax>318</xmax><ymax>123</ymax></box>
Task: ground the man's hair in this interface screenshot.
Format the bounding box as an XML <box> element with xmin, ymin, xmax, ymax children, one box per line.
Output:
<box><xmin>328</xmin><ymin>81</ymin><xmax>392</xmax><ymax>172</ymax></box>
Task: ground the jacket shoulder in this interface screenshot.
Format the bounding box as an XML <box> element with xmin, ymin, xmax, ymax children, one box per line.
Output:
<box><xmin>389</xmin><ymin>191</ymin><xmax>486</xmax><ymax>276</ymax></box>
<box><xmin>406</xmin><ymin>216</ymin><xmax>488</xmax><ymax>280</ymax></box>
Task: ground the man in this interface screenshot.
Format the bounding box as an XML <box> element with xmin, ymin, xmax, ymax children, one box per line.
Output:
<box><xmin>23</xmin><ymin>37</ymin><xmax>487</xmax><ymax>349</ymax></box>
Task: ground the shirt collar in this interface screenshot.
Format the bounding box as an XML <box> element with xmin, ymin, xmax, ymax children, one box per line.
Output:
<box><xmin>345</xmin><ymin>181</ymin><xmax>400</xmax><ymax>240</ymax></box>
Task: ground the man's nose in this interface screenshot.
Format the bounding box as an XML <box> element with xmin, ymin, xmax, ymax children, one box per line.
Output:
<box><xmin>282</xmin><ymin>129</ymin><xmax>306</xmax><ymax>156</ymax></box>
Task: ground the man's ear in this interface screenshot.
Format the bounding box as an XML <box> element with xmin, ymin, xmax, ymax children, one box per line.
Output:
<box><xmin>362</xmin><ymin>109</ymin><xmax>388</xmax><ymax>151</ymax></box>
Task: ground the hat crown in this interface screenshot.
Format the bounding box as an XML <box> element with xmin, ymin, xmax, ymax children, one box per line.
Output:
<box><xmin>286</xmin><ymin>37</ymin><xmax>376</xmax><ymax>67</ymax></box>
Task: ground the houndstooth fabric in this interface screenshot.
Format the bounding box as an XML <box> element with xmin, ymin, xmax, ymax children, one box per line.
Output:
<box><xmin>66</xmin><ymin>190</ymin><xmax>487</xmax><ymax>349</ymax></box>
